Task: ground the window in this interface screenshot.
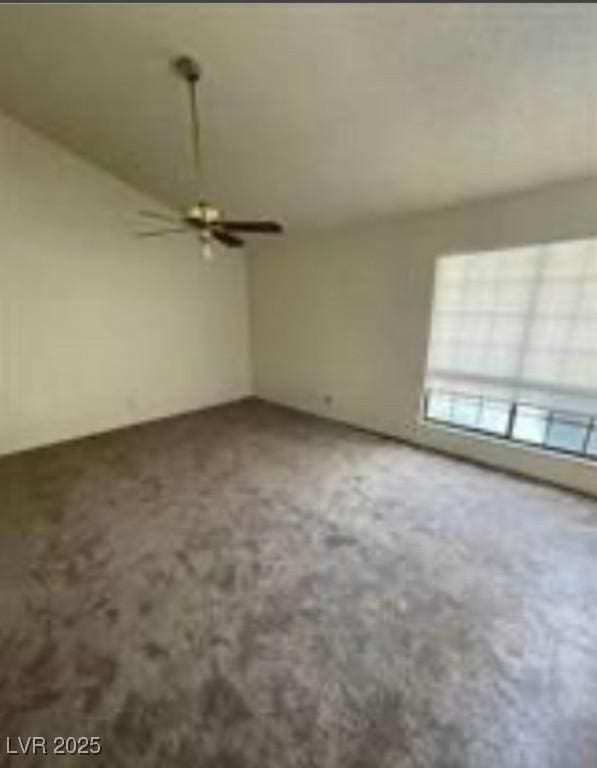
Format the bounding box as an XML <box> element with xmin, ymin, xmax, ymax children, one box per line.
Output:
<box><xmin>422</xmin><ymin>239</ymin><xmax>597</xmax><ymax>461</ymax></box>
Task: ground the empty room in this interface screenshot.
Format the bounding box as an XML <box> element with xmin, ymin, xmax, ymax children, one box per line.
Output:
<box><xmin>1</xmin><ymin>4</ymin><xmax>596</xmax><ymax>767</ymax></box>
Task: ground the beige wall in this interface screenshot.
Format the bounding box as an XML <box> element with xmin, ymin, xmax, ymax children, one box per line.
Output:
<box><xmin>0</xmin><ymin>111</ymin><xmax>251</xmax><ymax>455</ymax></box>
<box><xmin>250</xmin><ymin>179</ymin><xmax>597</xmax><ymax>496</ymax></box>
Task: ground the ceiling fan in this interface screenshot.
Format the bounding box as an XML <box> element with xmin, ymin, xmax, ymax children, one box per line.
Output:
<box><xmin>137</xmin><ymin>55</ymin><xmax>284</xmax><ymax>260</ymax></box>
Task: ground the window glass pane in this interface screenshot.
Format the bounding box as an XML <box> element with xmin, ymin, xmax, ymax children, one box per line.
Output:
<box><xmin>546</xmin><ymin>416</ymin><xmax>589</xmax><ymax>454</ymax></box>
<box><xmin>478</xmin><ymin>400</ymin><xmax>510</xmax><ymax>436</ymax></box>
<box><xmin>512</xmin><ymin>406</ymin><xmax>548</xmax><ymax>445</ymax></box>
<box><xmin>426</xmin><ymin>391</ymin><xmax>452</xmax><ymax>422</ymax></box>
<box><xmin>587</xmin><ymin>427</ymin><xmax>597</xmax><ymax>457</ymax></box>
<box><xmin>451</xmin><ymin>395</ymin><xmax>480</xmax><ymax>429</ymax></box>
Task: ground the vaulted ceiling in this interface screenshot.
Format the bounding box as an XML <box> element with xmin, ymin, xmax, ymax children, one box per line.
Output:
<box><xmin>1</xmin><ymin>4</ymin><xmax>597</xmax><ymax>230</ymax></box>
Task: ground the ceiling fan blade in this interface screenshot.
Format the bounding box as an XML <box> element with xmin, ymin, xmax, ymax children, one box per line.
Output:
<box><xmin>138</xmin><ymin>209</ymin><xmax>181</xmax><ymax>223</ymax></box>
<box><xmin>211</xmin><ymin>228</ymin><xmax>245</xmax><ymax>248</ymax></box>
<box><xmin>219</xmin><ymin>220</ymin><xmax>284</xmax><ymax>234</ymax></box>
<box><xmin>135</xmin><ymin>227</ymin><xmax>189</xmax><ymax>238</ymax></box>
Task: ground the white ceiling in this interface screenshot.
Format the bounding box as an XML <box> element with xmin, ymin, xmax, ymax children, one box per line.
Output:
<box><xmin>2</xmin><ymin>3</ymin><xmax>597</xmax><ymax>230</ymax></box>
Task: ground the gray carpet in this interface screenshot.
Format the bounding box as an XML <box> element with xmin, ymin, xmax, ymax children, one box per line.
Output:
<box><xmin>1</xmin><ymin>399</ymin><xmax>597</xmax><ymax>767</ymax></box>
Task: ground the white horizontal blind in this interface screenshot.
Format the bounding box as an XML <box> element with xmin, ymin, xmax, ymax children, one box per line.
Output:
<box><xmin>425</xmin><ymin>239</ymin><xmax>597</xmax><ymax>415</ymax></box>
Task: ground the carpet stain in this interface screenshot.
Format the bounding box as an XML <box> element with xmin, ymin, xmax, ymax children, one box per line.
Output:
<box><xmin>325</xmin><ymin>532</ymin><xmax>358</xmax><ymax>549</ymax></box>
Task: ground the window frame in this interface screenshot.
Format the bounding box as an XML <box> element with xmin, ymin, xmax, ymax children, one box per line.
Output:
<box><xmin>422</xmin><ymin>388</ymin><xmax>597</xmax><ymax>463</ymax></box>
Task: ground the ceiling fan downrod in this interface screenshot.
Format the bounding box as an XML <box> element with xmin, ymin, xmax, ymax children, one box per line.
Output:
<box><xmin>174</xmin><ymin>55</ymin><xmax>202</xmax><ymax>194</ymax></box>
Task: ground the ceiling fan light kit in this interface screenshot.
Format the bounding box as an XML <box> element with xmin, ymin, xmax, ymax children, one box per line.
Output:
<box><xmin>137</xmin><ymin>55</ymin><xmax>284</xmax><ymax>260</ymax></box>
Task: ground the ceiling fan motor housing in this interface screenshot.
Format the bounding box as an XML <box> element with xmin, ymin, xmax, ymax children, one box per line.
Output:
<box><xmin>186</xmin><ymin>201</ymin><xmax>220</xmax><ymax>225</ymax></box>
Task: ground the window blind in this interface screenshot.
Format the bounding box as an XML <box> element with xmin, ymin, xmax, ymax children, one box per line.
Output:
<box><xmin>425</xmin><ymin>239</ymin><xmax>597</xmax><ymax>416</ymax></box>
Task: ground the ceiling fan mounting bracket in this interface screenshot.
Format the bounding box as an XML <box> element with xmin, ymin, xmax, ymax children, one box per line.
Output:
<box><xmin>173</xmin><ymin>55</ymin><xmax>202</xmax><ymax>84</ymax></box>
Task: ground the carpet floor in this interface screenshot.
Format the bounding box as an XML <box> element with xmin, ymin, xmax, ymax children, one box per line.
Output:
<box><xmin>1</xmin><ymin>399</ymin><xmax>596</xmax><ymax>767</ymax></box>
